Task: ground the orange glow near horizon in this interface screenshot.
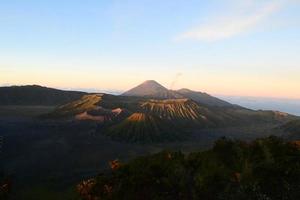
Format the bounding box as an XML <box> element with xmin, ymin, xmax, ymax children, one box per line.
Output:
<box><xmin>1</xmin><ymin>67</ymin><xmax>300</xmax><ymax>100</ymax></box>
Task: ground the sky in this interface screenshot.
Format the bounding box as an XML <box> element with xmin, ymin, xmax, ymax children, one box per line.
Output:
<box><xmin>1</xmin><ymin>0</ymin><xmax>300</xmax><ymax>99</ymax></box>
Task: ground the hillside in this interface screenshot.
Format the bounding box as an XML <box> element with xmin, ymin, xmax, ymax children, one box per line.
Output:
<box><xmin>283</xmin><ymin>120</ymin><xmax>300</xmax><ymax>133</ymax></box>
<box><xmin>0</xmin><ymin>85</ymin><xmax>86</xmax><ymax>106</ymax></box>
<box><xmin>280</xmin><ymin>119</ymin><xmax>300</xmax><ymax>140</ymax></box>
<box><xmin>47</xmin><ymin>94</ymin><xmax>140</xmax><ymax>119</ymax></box>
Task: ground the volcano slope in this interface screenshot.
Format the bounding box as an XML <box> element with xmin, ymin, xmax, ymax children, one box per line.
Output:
<box><xmin>122</xmin><ymin>80</ymin><xmax>182</xmax><ymax>99</ymax></box>
<box><xmin>47</xmin><ymin>93</ymin><xmax>297</xmax><ymax>142</ymax></box>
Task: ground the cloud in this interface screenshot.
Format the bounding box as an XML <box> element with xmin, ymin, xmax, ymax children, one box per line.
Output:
<box><xmin>176</xmin><ymin>1</ymin><xmax>283</xmax><ymax>42</ymax></box>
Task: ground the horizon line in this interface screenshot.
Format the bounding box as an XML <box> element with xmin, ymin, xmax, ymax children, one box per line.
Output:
<box><xmin>2</xmin><ymin>83</ymin><xmax>300</xmax><ymax>101</ymax></box>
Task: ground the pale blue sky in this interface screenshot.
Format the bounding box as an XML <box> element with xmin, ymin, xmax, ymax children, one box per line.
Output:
<box><xmin>1</xmin><ymin>0</ymin><xmax>300</xmax><ymax>98</ymax></box>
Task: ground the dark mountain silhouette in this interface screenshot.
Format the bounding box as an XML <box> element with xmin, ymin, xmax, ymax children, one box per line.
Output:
<box><xmin>0</xmin><ymin>85</ymin><xmax>86</xmax><ymax>106</ymax></box>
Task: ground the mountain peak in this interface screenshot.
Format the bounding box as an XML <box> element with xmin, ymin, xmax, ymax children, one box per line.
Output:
<box><xmin>121</xmin><ymin>80</ymin><xmax>234</xmax><ymax>107</ymax></box>
<box><xmin>142</xmin><ymin>80</ymin><xmax>161</xmax><ymax>84</ymax></box>
<box><xmin>122</xmin><ymin>80</ymin><xmax>182</xmax><ymax>99</ymax></box>
<box><xmin>140</xmin><ymin>80</ymin><xmax>166</xmax><ymax>89</ymax></box>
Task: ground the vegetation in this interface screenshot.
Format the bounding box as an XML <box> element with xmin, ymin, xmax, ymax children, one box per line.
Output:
<box><xmin>77</xmin><ymin>136</ymin><xmax>300</xmax><ymax>200</ymax></box>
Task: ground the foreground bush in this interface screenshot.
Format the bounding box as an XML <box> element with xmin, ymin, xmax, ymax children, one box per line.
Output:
<box><xmin>0</xmin><ymin>175</ymin><xmax>11</xmax><ymax>200</ymax></box>
<box><xmin>78</xmin><ymin>136</ymin><xmax>300</xmax><ymax>200</ymax></box>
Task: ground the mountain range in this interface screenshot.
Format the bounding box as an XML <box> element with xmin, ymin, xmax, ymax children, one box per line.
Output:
<box><xmin>122</xmin><ymin>80</ymin><xmax>234</xmax><ymax>107</ymax></box>
<box><xmin>39</xmin><ymin>80</ymin><xmax>296</xmax><ymax>142</ymax></box>
<box><xmin>1</xmin><ymin>81</ymin><xmax>298</xmax><ymax>142</ymax></box>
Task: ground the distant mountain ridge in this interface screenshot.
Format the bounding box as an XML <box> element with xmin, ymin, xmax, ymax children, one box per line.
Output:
<box><xmin>122</xmin><ymin>80</ymin><xmax>234</xmax><ymax>107</ymax></box>
<box><xmin>0</xmin><ymin>85</ymin><xmax>86</xmax><ymax>106</ymax></box>
<box><xmin>0</xmin><ymin>81</ymin><xmax>233</xmax><ymax>108</ymax></box>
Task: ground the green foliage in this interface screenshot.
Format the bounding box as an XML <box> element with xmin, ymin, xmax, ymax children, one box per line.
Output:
<box><xmin>78</xmin><ymin>136</ymin><xmax>300</xmax><ymax>200</ymax></box>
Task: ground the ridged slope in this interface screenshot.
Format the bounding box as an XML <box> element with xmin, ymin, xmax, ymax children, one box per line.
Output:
<box><xmin>48</xmin><ymin>94</ymin><xmax>132</xmax><ymax>122</ymax></box>
<box><xmin>140</xmin><ymin>99</ymin><xmax>207</xmax><ymax>121</ymax></box>
<box><xmin>106</xmin><ymin>113</ymin><xmax>184</xmax><ymax>142</ymax></box>
<box><xmin>51</xmin><ymin>94</ymin><xmax>103</xmax><ymax>117</ymax></box>
<box><xmin>104</xmin><ymin>99</ymin><xmax>232</xmax><ymax>142</ymax></box>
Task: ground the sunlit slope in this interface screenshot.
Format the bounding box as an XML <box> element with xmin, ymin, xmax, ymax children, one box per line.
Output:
<box><xmin>49</xmin><ymin>94</ymin><xmax>234</xmax><ymax>127</ymax></box>
<box><xmin>47</xmin><ymin>94</ymin><xmax>136</xmax><ymax>124</ymax></box>
<box><xmin>139</xmin><ymin>99</ymin><xmax>225</xmax><ymax>127</ymax></box>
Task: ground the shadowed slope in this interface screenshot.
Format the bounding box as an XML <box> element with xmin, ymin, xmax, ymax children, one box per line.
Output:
<box><xmin>176</xmin><ymin>88</ymin><xmax>234</xmax><ymax>107</ymax></box>
<box><xmin>282</xmin><ymin>120</ymin><xmax>300</xmax><ymax>133</ymax></box>
<box><xmin>280</xmin><ymin>119</ymin><xmax>300</xmax><ymax>140</ymax></box>
<box><xmin>0</xmin><ymin>85</ymin><xmax>85</xmax><ymax>106</ymax></box>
